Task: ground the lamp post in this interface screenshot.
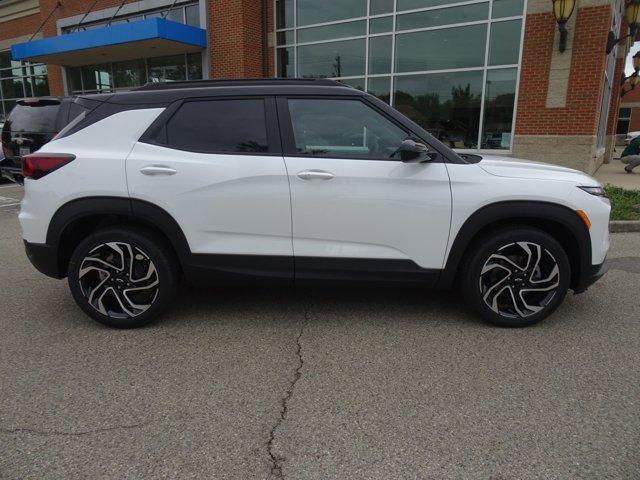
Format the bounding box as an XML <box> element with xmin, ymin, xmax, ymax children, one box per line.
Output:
<box><xmin>606</xmin><ymin>0</ymin><xmax>640</xmax><ymax>54</ymax></box>
<box><xmin>621</xmin><ymin>52</ymin><xmax>640</xmax><ymax>96</ymax></box>
<box><xmin>552</xmin><ymin>0</ymin><xmax>576</xmax><ymax>52</ymax></box>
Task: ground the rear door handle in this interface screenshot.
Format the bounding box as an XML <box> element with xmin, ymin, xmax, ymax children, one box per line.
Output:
<box><xmin>140</xmin><ymin>165</ymin><xmax>177</xmax><ymax>176</ymax></box>
<box><xmin>297</xmin><ymin>170</ymin><xmax>334</xmax><ymax>181</ymax></box>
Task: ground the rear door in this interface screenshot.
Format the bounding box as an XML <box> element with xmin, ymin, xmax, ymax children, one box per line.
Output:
<box><xmin>127</xmin><ymin>96</ymin><xmax>294</xmax><ymax>281</ymax></box>
<box><xmin>278</xmin><ymin>96</ymin><xmax>452</xmax><ymax>284</ymax></box>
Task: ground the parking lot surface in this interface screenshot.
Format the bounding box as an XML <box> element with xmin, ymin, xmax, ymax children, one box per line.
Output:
<box><xmin>1</xmin><ymin>183</ymin><xmax>639</xmax><ymax>479</ymax></box>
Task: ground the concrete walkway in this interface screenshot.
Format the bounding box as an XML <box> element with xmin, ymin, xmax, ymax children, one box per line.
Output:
<box><xmin>595</xmin><ymin>159</ymin><xmax>640</xmax><ymax>190</ymax></box>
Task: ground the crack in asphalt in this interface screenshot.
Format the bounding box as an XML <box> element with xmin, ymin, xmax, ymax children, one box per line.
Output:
<box><xmin>0</xmin><ymin>422</ymin><xmax>153</xmax><ymax>437</ymax></box>
<box><xmin>0</xmin><ymin>416</ymin><xmax>194</xmax><ymax>437</ymax></box>
<box><xmin>266</xmin><ymin>300</ymin><xmax>309</xmax><ymax>480</ymax></box>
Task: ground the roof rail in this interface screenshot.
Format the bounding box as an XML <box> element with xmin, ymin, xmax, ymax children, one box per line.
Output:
<box><xmin>134</xmin><ymin>78</ymin><xmax>345</xmax><ymax>91</ymax></box>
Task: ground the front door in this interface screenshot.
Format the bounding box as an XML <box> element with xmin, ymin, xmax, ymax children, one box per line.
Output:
<box><xmin>278</xmin><ymin>96</ymin><xmax>452</xmax><ymax>284</ymax></box>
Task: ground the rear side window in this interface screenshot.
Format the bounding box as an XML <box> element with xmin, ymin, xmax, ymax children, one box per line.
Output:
<box><xmin>6</xmin><ymin>101</ymin><xmax>60</xmax><ymax>134</ymax></box>
<box><xmin>165</xmin><ymin>99</ymin><xmax>269</xmax><ymax>153</ymax></box>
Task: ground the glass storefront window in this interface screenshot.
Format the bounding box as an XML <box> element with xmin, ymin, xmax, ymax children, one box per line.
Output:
<box><xmin>367</xmin><ymin>76</ymin><xmax>391</xmax><ymax>104</ymax></box>
<box><xmin>369</xmin><ymin>16</ymin><xmax>393</xmax><ymax>34</ymax></box>
<box><xmin>481</xmin><ymin>68</ymin><xmax>517</xmax><ymax>149</ymax></box>
<box><xmin>297</xmin><ymin>0</ymin><xmax>367</xmax><ymax>26</ymax></box>
<box><xmin>114</xmin><ymin>60</ymin><xmax>146</xmax><ymax>89</ymax></box>
<box><xmin>488</xmin><ymin>20</ymin><xmax>522</xmax><ymax>65</ymax></box>
<box><xmin>492</xmin><ymin>0</ymin><xmax>525</xmax><ymax>18</ymax></box>
<box><xmin>298</xmin><ymin>39</ymin><xmax>366</xmax><ymax>78</ymax></box>
<box><xmin>370</xmin><ymin>0</ymin><xmax>394</xmax><ymax>15</ymax></box>
<box><xmin>275</xmin><ymin>0</ymin><xmax>525</xmax><ymax>151</ymax></box>
<box><xmin>368</xmin><ymin>36</ymin><xmax>392</xmax><ymax>75</ymax></box>
<box><xmin>298</xmin><ymin>20</ymin><xmax>366</xmax><ymax>43</ymax></box>
<box><xmin>0</xmin><ymin>51</ymin><xmax>50</xmax><ymax>120</ymax></box>
<box><xmin>395</xmin><ymin>24</ymin><xmax>487</xmax><ymax>73</ymax></box>
<box><xmin>394</xmin><ymin>71</ymin><xmax>483</xmax><ymax>149</ymax></box>
<box><xmin>66</xmin><ymin>53</ymin><xmax>203</xmax><ymax>94</ymax></box>
<box><xmin>82</xmin><ymin>64</ymin><xmax>113</xmax><ymax>92</ymax></box>
<box><xmin>396</xmin><ymin>3</ymin><xmax>489</xmax><ymax>31</ymax></box>
<box><xmin>148</xmin><ymin>54</ymin><xmax>187</xmax><ymax>82</ymax></box>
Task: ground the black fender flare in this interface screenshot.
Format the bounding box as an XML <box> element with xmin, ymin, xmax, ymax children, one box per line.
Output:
<box><xmin>47</xmin><ymin>196</ymin><xmax>192</xmax><ymax>266</ymax></box>
<box><xmin>437</xmin><ymin>201</ymin><xmax>592</xmax><ymax>289</ymax></box>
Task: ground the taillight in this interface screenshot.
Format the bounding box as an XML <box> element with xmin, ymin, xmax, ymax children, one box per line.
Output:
<box><xmin>22</xmin><ymin>153</ymin><xmax>76</xmax><ymax>180</ymax></box>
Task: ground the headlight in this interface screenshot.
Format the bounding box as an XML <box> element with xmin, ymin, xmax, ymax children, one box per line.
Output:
<box><xmin>578</xmin><ymin>186</ymin><xmax>608</xmax><ymax>197</ymax></box>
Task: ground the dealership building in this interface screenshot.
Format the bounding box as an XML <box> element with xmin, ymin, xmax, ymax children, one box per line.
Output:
<box><xmin>0</xmin><ymin>0</ymin><xmax>633</xmax><ymax>173</ymax></box>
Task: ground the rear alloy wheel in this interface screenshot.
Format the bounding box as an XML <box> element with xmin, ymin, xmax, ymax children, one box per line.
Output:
<box><xmin>68</xmin><ymin>227</ymin><xmax>177</xmax><ymax>328</ymax></box>
<box><xmin>462</xmin><ymin>228</ymin><xmax>571</xmax><ymax>327</ymax></box>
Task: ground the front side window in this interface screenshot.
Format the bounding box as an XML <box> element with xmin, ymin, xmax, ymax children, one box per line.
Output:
<box><xmin>165</xmin><ymin>99</ymin><xmax>269</xmax><ymax>154</ymax></box>
<box><xmin>287</xmin><ymin>98</ymin><xmax>409</xmax><ymax>159</ymax></box>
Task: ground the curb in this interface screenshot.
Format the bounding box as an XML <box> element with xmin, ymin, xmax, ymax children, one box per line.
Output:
<box><xmin>610</xmin><ymin>221</ymin><xmax>640</xmax><ymax>233</ymax></box>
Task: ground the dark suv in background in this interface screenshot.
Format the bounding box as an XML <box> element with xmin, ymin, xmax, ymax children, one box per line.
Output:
<box><xmin>1</xmin><ymin>97</ymin><xmax>96</xmax><ymax>183</ymax></box>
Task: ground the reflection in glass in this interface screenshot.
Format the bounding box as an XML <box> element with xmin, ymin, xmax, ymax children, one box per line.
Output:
<box><xmin>276</xmin><ymin>0</ymin><xmax>294</xmax><ymax>29</ymax></box>
<box><xmin>370</xmin><ymin>0</ymin><xmax>394</xmax><ymax>15</ymax></box>
<box><xmin>114</xmin><ymin>59</ymin><xmax>146</xmax><ymax>89</ymax></box>
<box><xmin>369</xmin><ymin>16</ymin><xmax>393</xmax><ymax>34</ymax></box>
<box><xmin>82</xmin><ymin>64</ymin><xmax>112</xmax><ymax>92</ymax></box>
<box><xmin>185</xmin><ymin>5</ymin><xmax>200</xmax><ymax>26</ymax></box>
<box><xmin>492</xmin><ymin>0</ymin><xmax>525</xmax><ymax>18</ymax></box>
<box><xmin>397</xmin><ymin>0</ymin><xmax>465</xmax><ymax>11</ymax></box>
<box><xmin>396</xmin><ymin>3</ymin><xmax>489</xmax><ymax>31</ymax></box>
<box><xmin>395</xmin><ymin>24</ymin><xmax>486</xmax><ymax>73</ymax></box>
<box><xmin>187</xmin><ymin>53</ymin><xmax>203</xmax><ymax>80</ymax></box>
<box><xmin>394</xmin><ymin>71</ymin><xmax>483</xmax><ymax>148</ymax></box>
<box><xmin>297</xmin><ymin>0</ymin><xmax>366</xmax><ymax>26</ymax></box>
<box><xmin>277</xmin><ymin>30</ymin><xmax>295</xmax><ymax>45</ymax></box>
<box><xmin>367</xmin><ymin>76</ymin><xmax>391</xmax><ymax>104</ymax></box>
<box><xmin>297</xmin><ymin>20</ymin><xmax>366</xmax><ymax>43</ymax></box>
<box><xmin>67</xmin><ymin>67</ymin><xmax>82</xmax><ymax>93</ymax></box>
<box><xmin>368</xmin><ymin>36</ymin><xmax>392</xmax><ymax>75</ymax></box>
<box><xmin>298</xmin><ymin>39</ymin><xmax>366</xmax><ymax>78</ymax></box>
<box><xmin>277</xmin><ymin>47</ymin><xmax>295</xmax><ymax>77</ymax></box>
<box><xmin>148</xmin><ymin>55</ymin><xmax>186</xmax><ymax>82</ymax></box>
<box><xmin>340</xmin><ymin>78</ymin><xmax>365</xmax><ymax>91</ymax></box>
<box><xmin>488</xmin><ymin>20</ymin><xmax>522</xmax><ymax>65</ymax></box>
<box><xmin>481</xmin><ymin>68</ymin><xmax>517</xmax><ymax>149</ymax></box>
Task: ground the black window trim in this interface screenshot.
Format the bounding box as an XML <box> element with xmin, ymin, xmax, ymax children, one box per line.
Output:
<box><xmin>140</xmin><ymin>95</ymin><xmax>283</xmax><ymax>157</ymax></box>
<box><xmin>275</xmin><ymin>94</ymin><xmax>447</xmax><ymax>163</ymax></box>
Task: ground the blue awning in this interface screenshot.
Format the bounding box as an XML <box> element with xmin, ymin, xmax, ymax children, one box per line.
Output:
<box><xmin>11</xmin><ymin>18</ymin><xmax>206</xmax><ymax>66</ymax></box>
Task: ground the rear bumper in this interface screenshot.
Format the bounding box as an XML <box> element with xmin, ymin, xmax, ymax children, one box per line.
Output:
<box><xmin>573</xmin><ymin>261</ymin><xmax>609</xmax><ymax>294</ymax></box>
<box><xmin>24</xmin><ymin>241</ymin><xmax>64</xmax><ymax>279</ymax></box>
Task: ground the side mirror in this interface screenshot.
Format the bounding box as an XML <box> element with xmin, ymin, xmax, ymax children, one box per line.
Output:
<box><xmin>399</xmin><ymin>139</ymin><xmax>437</xmax><ymax>163</ymax></box>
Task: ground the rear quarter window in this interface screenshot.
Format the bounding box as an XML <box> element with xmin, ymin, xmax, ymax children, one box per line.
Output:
<box><xmin>163</xmin><ymin>98</ymin><xmax>269</xmax><ymax>154</ymax></box>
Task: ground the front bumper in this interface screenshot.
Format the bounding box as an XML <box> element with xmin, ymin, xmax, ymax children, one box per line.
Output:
<box><xmin>573</xmin><ymin>261</ymin><xmax>609</xmax><ymax>294</ymax></box>
<box><xmin>24</xmin><ymin>241</ymin><xmax>64</xmax><ymax>279</ymax></box>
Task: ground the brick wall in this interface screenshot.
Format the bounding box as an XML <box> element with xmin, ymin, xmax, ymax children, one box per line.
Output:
<box><xmin>515</xmin><ymin>5</ymin><xmax>612</xmax><ymax>137</ymax></box>
<box><xmin>207</xmin><ymin>0</ymin><xmax>273</xmax><ymax>78</ymax></box>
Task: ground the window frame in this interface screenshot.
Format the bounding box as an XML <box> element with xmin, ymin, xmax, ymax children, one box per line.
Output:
<box><xmin>141</xmin><ymin>96</ymin><xmax>282</xmax><ymax>156</ymax></box>
<box><xmin>275</xmin><ymin>94</ymin><xmax>444</xmax><ymax>162</ymax></box>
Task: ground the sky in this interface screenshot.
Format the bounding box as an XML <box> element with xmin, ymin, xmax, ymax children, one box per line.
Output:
<box><xmin>625</xmin><ymin>43</ymin><xmax>640</xmax><ymax>76</ymax></box>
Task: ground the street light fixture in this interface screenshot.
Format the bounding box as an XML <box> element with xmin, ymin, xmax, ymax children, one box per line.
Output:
<box><xmin>606</xmin><ymin>0</ymin><xmax>640</xmax><ymax>54</ymax></box>
<box><xmin>552</xmin><ymin>0</ymin><xmax>576</xmax><ymax>52</ymax></box>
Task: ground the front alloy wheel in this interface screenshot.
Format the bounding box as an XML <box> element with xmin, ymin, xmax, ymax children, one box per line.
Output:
<box><xmin>462</xmin><ymin>228</ymin><xmax>571</xmax><ymax>327</ymax></box>
<box><xmin>479</xmin><ymin>242</ymin><xmax>560</xmax><ymax>319</ymax></box>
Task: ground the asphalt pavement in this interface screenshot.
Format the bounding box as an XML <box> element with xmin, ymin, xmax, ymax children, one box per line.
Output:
<box><xmin>1</xmin><ymin>183</ymin><xmax>638</xmax><ymax>479</ymax></box>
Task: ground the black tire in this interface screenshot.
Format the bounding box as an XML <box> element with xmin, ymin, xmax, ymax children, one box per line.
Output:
<box><xmin>67</xmin><ymin>226</ymin><xmax>178</xmax><ymax>328</ymax></box>
<box><xmin>460</xmin><ymin>227</ymin><xmax>571</xmax><ymax>328</ymax></box>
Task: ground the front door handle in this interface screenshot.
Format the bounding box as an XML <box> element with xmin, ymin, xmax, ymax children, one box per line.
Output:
<box><xmin>140</xmin><ymin>165</ymin><xmax>177</xmax><ymax>176</ymax></box>
<box><xmin>297</xmin><ymin>170</ymin><xmax>334</xmax><ymax>181</ymax></box>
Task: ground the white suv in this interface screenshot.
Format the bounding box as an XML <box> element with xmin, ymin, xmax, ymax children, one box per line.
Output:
<box><xmin>19</xmin><ymin>79</ymin><xmax>610</xmax><ymax>328</ymax></box>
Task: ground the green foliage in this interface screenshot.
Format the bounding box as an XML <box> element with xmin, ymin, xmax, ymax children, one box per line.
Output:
<box><xmin>605</xmin><ymin>185</ymin><xmax>640</xmax><ymax>221</ymax></box>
